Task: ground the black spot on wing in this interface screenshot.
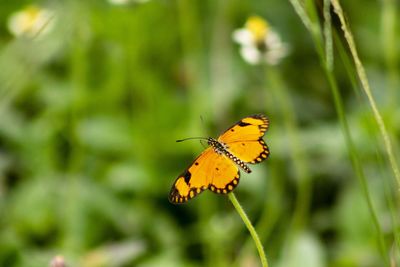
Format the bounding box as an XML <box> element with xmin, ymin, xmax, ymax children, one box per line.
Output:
<box><xmin>254</xmin><ymin>114</ymin><xmax>269</xmax><ymax>133</ymax></box>
<box><xmin>168</xmin><ymin>184</ymin><xmax>180</xmax><ymax>204</ymax></box>
<box><xmin>183</xmin><ymin>170</ymin><xmax>191</xmax><ymax>184</ymax></box>
<box><xmin>238</xmin><ymin>121</ymin><xmax>251</xmax><ymax>127</ymax></box>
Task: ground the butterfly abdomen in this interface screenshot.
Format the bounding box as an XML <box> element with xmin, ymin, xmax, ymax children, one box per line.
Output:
<box><xmin>207</xmin><ymin>138</ymin><xmax>252</xmax><ymax>173</ymax></box>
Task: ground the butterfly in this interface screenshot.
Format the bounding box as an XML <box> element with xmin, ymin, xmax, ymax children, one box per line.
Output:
<box><xmin>169</xmin><ymin>114</ymin><xmax>269</xmax><ymax>204</ymax></box>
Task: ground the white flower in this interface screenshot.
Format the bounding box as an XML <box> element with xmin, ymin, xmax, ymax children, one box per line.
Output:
<box><xmin>108</xmin><ymin>0</ymin><xmax>150</xmax><ymax>5</ymax></box>
<box><xmin>108</xmin><ymin>0</ymin><xmax>130</xmax><ymax>5</ymax></box>
<box><xmin>7</xmin><ymin>5</ymin><xmax>55</xmax><ymax>38</ymax></box>
<box><xmin>233</xmin><ymin>16</ymin><xmax>289</xmax><ymax>65</ymax></box>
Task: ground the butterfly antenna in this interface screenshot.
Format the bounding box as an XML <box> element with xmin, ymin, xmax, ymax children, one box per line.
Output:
<box><xmin>176</xmin><ymin>137</ymin><xmax>208</xmax><ymax>143</ymax></box>
<box><xmin>200</xmin><ymin>115</ymin><xmax>205</xmax><ymax>127</ymax></box>
<box><xmin>177</xmin><ymin>116</ymin><xmax>209</xmax><ymax>143</ymax></box>
<box><xmin>199</xmin><ymin>139</ymin><xmax>207</xmax><ymax>148</ymax></box>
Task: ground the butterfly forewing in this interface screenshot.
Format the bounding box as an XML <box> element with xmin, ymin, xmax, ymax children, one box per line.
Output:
<box><xmin>169</xmin><ymin>148</ymin><xmax>240</xmax><ymax>204</ymax></box>
<box><xmin>218</xmin><ymin>114</ymin><xmax>270</xmax><ymax>163</ymax></box>
<box><xmin>169</xmin><ymin>148</ymin><xmax>213</xmax><ymax>203</ymax></box>
<box><xmin>218</xmin><ymin>114</ymin><xmax>269</xmax><ymax>143</ymax></box>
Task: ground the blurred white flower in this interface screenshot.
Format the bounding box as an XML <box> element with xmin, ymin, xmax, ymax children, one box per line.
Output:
<box><xmin>233</xmin><ymin>16</ymin><xmax>289</xmax><ymax>65</ymax></box>
<box><xmin>49</xmin><ymin>255</ymin><xmax>66</xmax><ymax>267</ymax></box>
<box><xmin>108</xmin><ymin>0</ymin><xmax>130</xmax><ymax>5</ymax></box>
<box><xmin>108</xmin><ymin>0</ymin><xmax>150</xmax><ymax>5</ymax></box>
<box><xmin>7</xmin><ymin>5</ymin><xmax>54</xmax><ymax>38</ymax></box>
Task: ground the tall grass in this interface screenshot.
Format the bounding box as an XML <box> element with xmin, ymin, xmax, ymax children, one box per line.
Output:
<box><xmin>331</xmin><ymin>0</ymin><xmax>400</xmax><ymax>191</ymax></box>
<box><xmin>289</xmin><ymin>0</ymin><xmax>398</xmax><ymax>265</ymax></box>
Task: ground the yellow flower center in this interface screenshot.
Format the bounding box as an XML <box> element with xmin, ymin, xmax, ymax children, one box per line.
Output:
<box><xmin>22</xmin><ymin>6</ymin><xmax>43</xmax><ymax>32</ymax></box>
<box><xmin>245</xmin><ymin>16</ymin><xmax>269</xmax><ymax>43</ymax></box>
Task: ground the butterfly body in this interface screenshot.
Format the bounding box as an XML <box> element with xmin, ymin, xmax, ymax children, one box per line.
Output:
<box><xmin>207</xmin><ymin>137</ymin><xmax>252</xmax><ymax>173</ymax></box>
<box><xmin>169</xmin><ymin>114</ymin><xmax>269</xmax><ymax>204</ymax></box>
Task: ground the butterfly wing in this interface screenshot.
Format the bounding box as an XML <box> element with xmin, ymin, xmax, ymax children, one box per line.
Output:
<box><xmin>208</xmin><ymin>152</ymin><xmax>240</xmax><ymax>195</ymax></box>
<box><xmin>169</xmin><ymin>148</ymin><xmax>240</xmax><ymax>204</ymax></box>
<box><xmin>218</xmin><ymin>114</ymin><xmax>270</xmax><ymax>164</ymax></box>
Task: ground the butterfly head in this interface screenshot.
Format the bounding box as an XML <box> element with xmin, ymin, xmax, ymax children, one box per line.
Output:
<box><xmin>206</xmin><ymin>137</ymin><xmax>216</xmax><ymax>146</ymax></box>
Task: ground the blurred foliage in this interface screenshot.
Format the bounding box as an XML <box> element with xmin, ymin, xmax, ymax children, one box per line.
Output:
<box><xmin>0</xmin><ymin>0</ymin><xmax>399</xmax><ymax>266</ymax></box>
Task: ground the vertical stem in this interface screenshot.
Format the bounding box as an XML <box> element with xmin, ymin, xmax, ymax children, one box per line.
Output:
<box><xmin>331</xmin><ymin>0</ymin><xmax>400</xmax><ymax>190</ymax></box>
<box><xmin>381</xmin><ymin>0</ymin><xmax>398</xmax><ymax>107</ymax></box>
<box><xmin>228</xmin><ymin>193</ymin><xmax>269</xmax><ymax>267</ymax></box>
<box><xmin>323</xmin><ymin>67</ymin><xmax>389</xmax><ymax>267</ymax></box>
<box><xmin>323</xmin><ymin>0</ymin><xmax>333</xmax><ymax>71</ymax></box>
<box><xmin>289</xmin><ymin>0</ymin><xmax>391</xmax><ymax>264</ymax></box>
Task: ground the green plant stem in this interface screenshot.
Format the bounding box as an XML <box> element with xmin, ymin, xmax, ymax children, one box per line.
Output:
<box><xmin>288</xmin><ymin>0</ymin><xmax>313</xmax><ymax>32</ymax></box>
<box><xmin>323</xmin><ymin>0</ymin><xmax>333</xmax><ymax>71</ymax></box>
<box><xmin>331</xmin><ymin>0</ymin><xmax>400</xmax><ymax>190</ymax></box>
<box><xmin>323</xmin><ymin>66</ymin><xmax>389</xmax><ymax>267</ymax></box>
<box><xmin>288</xmin><ymin>0</ymin><xmax>390</xmax><ymax>264</ymax></box>
<box><xmin>381</xmin><ymin>0</ymin><xmax>399</xmax><ymax>109</ymax></box>
<box><xmin>228</xmin><ymin>193</ymin><xmax>268</xmax><ymax>267</ymax></box>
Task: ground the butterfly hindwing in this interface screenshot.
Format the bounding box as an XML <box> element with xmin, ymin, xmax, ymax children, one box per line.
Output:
<box><xmin>169</xmin><ymin>148</ymin><xmax>240</xmax><ymax>204</ymax></box>
<box><xmin>218</xmin><ymin>114</ymin><xmax>269</xmax><ymax>164</ymax></box>
<box><xmin>208</xmin><ymin>153</ymin><xmax>240</xmax><ymax>194</ymax></box>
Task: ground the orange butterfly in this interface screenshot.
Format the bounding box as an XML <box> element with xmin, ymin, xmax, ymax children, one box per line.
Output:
<box><xmin>169</xmin><ymin>114</ymin><xmax>269</xmax><ymax>204</ymax></box>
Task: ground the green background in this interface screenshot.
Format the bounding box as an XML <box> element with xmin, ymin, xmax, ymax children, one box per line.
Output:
<box><xmin>0</xmin><ymin>0</ymin><xmax>399</xmax><ymax>266</ymax></box>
